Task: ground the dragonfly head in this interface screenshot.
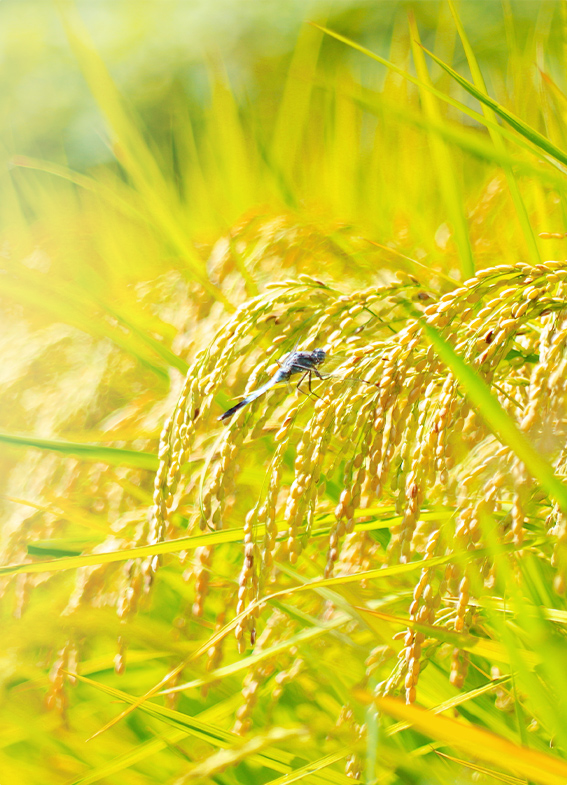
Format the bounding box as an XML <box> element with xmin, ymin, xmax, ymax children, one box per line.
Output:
<box><xmin>312</xmin><ymin>348</ymin><xmax>326</xmax><ymax>366</ymax></box>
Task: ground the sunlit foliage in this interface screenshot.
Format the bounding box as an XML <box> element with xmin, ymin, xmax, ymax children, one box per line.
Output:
<box><xmin>2</xmin><ymin>2</ymin><xmax>567</xmax><ymax>784</ymax></box>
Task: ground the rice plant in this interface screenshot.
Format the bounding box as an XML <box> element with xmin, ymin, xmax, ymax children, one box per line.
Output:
<box><xmin>2</xmin><ymin>1</ymin><xmax>567</xmax><ymax>783</ymax></box>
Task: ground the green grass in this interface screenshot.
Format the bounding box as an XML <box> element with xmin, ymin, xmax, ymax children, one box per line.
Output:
<box><xmin>2</xmin><ymin>2</ymin><xmax>567</xmax><ymax>784</ymax></box>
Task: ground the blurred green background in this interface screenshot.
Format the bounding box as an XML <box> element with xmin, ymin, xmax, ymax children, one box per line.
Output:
<box><xmin>4</xmin><ymin>0</ymin><xmax>561</xmax><ymax>173</ymax></box>
<box><xmin>4</xmin><ymin>0</ymin><xmax>565</xmax><ymax>273</ymax></box>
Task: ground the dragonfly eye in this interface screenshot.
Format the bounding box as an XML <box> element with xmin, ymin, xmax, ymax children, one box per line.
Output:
<box><xmin>312</xmin><ymin>348</ymin><xmax>326</xmax><ymax>365</ymax></box>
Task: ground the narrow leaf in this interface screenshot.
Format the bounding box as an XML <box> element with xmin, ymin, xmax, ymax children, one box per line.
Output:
<box><xmin>0</xmin><ymin>432</ymin><xmax>158</xmax><ymax>469</ymax></box>
<box><xmin>423</xmin><ymin>321</ymin><xmax>567</xmax><ymax>514</ymax></box>
<box><xmin>422</xmin><ymin>43</ymin><xmax>567</xmax><ymax>167</ymax></box>
<box><xmin>375</xmin><ymin>697</ymin><xmax>567</xmax><ymax>785</ymax></box>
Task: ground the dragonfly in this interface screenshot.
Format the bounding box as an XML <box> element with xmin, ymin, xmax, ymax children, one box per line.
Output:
<box><xmin>219</xmin><ymin>348</ymin><xmax>328</xmax><ymax>421</ymax></box>
<box><xmin>219</xmin><ymin>348</ymin><xmax>371</xmax><ymax>421</ymax></box>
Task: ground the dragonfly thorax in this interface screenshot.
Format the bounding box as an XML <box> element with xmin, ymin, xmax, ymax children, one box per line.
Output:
<box><xmin>281</xmin><ymin>348</ymin><xmax>326</xmax><ymax>377</ymax></box>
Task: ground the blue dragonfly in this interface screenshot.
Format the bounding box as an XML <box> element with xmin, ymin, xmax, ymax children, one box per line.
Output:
<box><xmin>219</xmin><ymin>347</ymin><xmax>371</xmax><ymax>421</ymax></box>
<box><xmin>219</xmin><ymin>348</ymin><xmax>327</xmax><ymax>421</ymax></box>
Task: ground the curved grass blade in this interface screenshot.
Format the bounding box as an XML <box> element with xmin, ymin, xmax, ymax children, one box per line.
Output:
<box><xmin>177</xmin><ymin>727</ymin><xmax>308</xmax><ymax>784</ymax></box>
<box><xmin>0</xmin><ymin>513</ymin><xmax>528</xmax><ymax>578</ymax></box>
<box><xmin>160</xmin><ymin>613</ymin><xmax>351</xmax><ymax>696</ymax></box>
<box><xmin>374</xmin><ymin>696</ymin><xmax>567</xmax><ymax>785</ymax></box>
<box><xmin>81</xmin><ymin>537</ymin><xmax>532</xmax><ymax>739</ymax></box>
<box><xmin>0</xmin><ymin>528</ymin><xmax>241</xmax><ymax>578</ymax></box>
<box><xmin>408</xmin><ymin>12</ymin><xmax>474</xmax><ymax>278</ymax></box>
<box><xmin>74</xmin><ymin>674</ymin><xmax>291</xmax><ymax>771</ymax></box>
<box><xmin>55</xmin><ymin>0</ymin><xmax>234</xmax><ymax>310</ymax></box>
<box><xmin>271</xmin><ymin>21</ymin><xmax>325</xmax><ymax>181</ymax></box>
<box><xmin>384</xmin><ymin>676</ymin><xmax>512</xmax><ymax>737</ymax></box>
<box><xmin>101</xmin><ymin>302</ymin><xmax>188</xmax><ymax>374</ymax></box>
<box><xmin>421</xmin><ymin>43</ymin><xmax>567</xmax><ymax>168</ymax></box>
<box><xmin>70</xmin><ymin>726</ymin><xmax>191</xmax><ymax>785</ymax></box>
<box><xmin>422</xmin><ymin>320</ymin><xmax>567</xmax><ymax>514</ymax></box>
<box><xmin>445</xmin><ymin>0</ymin><xmax>540</xmax><ymax>265</ymax></box>
<box><xmin>432</xmin><ymin>751</ymin><xmax>524</xmax><ymax>784</ymax></box>
<box><xmin>11</xmin><ymin>155</ymin><xmax>146</xmax><ymax>222</ymax></box>
<box><xmin>0</xmin><ymin>432</ymin><xmax>158</xmax><ymax>470</ymax></box>
<box><xmin>75</xmin><ymin>674</ymin><xmax>349</xmax><ymax>784</ymax></box>
<box><xmin>0</xmin><ymin>504</ymin><xmax>415</xmax><ymax>577</ymax></box>
<box><xmin>265</xmin><ymin>752</ymin><xmax>350</xmax><ymax>785</ymax></box>
<box><xmin>354</xmin><ymin>607</ymin><xmax>539</xmax><ymax>668</ymax></box>
<box><xmin>0</xmin><ymin>269</ymin><xmax>171</xmax><ymax>379</ymax></box>
<box><xmin>27</xmin><ymin>538</ymin><xmax>98</xmax><ymax>557</ymax></box>
<box><xmin>313</xmin><ymin>24</ymin><xmax>567</xmax><ymax>171</ymax></box>
<box><xmin>350</xmin><ymin>90</ymin><xmax>567</xmax><ymax>190</ymax></box>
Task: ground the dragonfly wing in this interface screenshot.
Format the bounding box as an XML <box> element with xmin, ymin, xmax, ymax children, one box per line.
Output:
<box><xmin>287</xmin><ymin>358</ymin><xmax>324</xmax><ymax>377</ymax></box>
<box><xmin>320</xmin><ymin>372</ymin><xmax>372</xmax><ymax>387</ymax></box>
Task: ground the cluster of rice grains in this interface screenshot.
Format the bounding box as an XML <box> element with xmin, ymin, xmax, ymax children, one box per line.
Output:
<box><xmin>153</xmin><ymin>262</ymin><xmax>567</xmax><ymax>729</ymax></box>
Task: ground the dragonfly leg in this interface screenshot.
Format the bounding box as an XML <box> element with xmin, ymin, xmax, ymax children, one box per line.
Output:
<box><xmin>295</xmin><ymin>371</ymin><xmax>310</xmax><ymax>397</ymax></box>
<box><xmin>297</xmin><ymin>371</ymin><xmax>321</xmax><ymax>400</ymax></box>
<box><xmin>309</xmin><ymin>368</ymin><xmax>325</xmax><ymax>398</ymax></box>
